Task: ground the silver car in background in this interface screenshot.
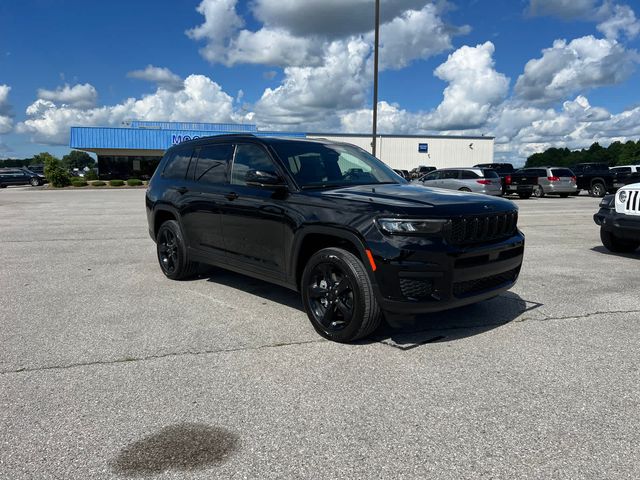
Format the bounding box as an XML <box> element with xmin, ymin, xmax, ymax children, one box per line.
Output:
<box><xmin>516</xmin><ymin>167</ymin><xmax>577</xmax><ymax>198</ymax></box>
<box><xmin>413</xmin><ymin>168</ymin><xmax>502</xmax><ymax>196</ymax></box>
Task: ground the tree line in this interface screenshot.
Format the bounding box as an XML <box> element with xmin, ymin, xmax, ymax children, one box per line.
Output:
<box><xmin>0</xmin><ymin>150</ymin><xmax>95</xmax><ymax>170</ymax></box>
<box><xmin>525</xmin><ymin>140</ymin><xmax>640</xmax><ymax>168</ymax></box>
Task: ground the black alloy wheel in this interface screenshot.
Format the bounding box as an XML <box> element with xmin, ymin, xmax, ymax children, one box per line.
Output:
<box><xmin>307</xmin><ymin>262</ymin><xmax>355</xmax><ymax>333</ymax></box>
<box><xmin>156</xmin><ymin>220</ymin><xmax>198</xmax><ymax>280</ymax></box>
<box><xmin>301</xmin><ymin>248</ymin><xmax>382</xmax><ymax>342</ymax></box>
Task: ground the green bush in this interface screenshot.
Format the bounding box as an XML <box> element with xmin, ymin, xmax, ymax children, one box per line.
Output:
<box><xmin>71</xmin><ymin>180</ymin><xmax>88</xmax><ymax>187</ymax></box>
<box><xmin>43</xmin><ymin>155</ymin><xmax>71</xmax><ymax>188</ymax></box>
<box><xmin>91</xmin><ymin>181</ymin><xmax>106</xmax><ymax>187</ymax></box>
<box><xmin>84</xmin><ymin>169</ymin><xmax>98</xmax><ymax>181</ymax></box>
<box><xmin>109</xmin><ymin>179</ymin><xmax>125</xmax><ymax>187</ymax></box>
<box><xmin>126</xmin><ymin>178</ymin><xmax>143</xmax><ymax>186</ymax></box>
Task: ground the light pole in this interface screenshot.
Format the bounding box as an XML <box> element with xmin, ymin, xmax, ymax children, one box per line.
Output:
<box><xmin>372</xmin><ymin>0</ymin><xmax>380</xmax><ymax>157</ymax></box>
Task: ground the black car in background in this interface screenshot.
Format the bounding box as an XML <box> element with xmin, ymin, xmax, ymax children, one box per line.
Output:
<box><xmin>146</xmin><ymin>135</ymin><xmax>525</xmax><ymax>342</ymax></box>
<box><xmin>474</xmin><ymin>163</ymin><xmax>537</xmax><ymax>199</ymax></box>
<box><xmin>0</xmin><ymin>168</ymin><xmax>44</xmax><ymax>187</ymax></box>
<box><xmin>570</xmin><ymin>163</ymin><xmax>614</xmax><ymax>197</ymax></box>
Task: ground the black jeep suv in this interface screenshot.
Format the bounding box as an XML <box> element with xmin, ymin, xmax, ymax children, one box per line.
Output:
<box><xmin>146</xmin><ymin>135</ymin><xmax>525</xmax><ymax>342</ymax></box>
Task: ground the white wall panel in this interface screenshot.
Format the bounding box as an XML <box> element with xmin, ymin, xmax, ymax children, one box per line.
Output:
<box><xmin>307</xmin><ymin>135</ymin><xmax>494</xmax><ymax>169</ymax></box>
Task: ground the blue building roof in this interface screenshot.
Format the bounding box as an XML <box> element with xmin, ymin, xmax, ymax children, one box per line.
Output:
<box><xmin>70</xmin><ymin>122</ymin><xmax>304</xmax><ymax>151</ymax></box>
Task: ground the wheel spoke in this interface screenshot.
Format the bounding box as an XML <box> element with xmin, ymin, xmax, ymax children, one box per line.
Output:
<box><xmin>320</xmin><ymin>303</ymin><xmax>336</xmax><ymax>327</ymax></box>
<box><xmin>317</xmin><ymin>263</ymin><xmax>333</xmax><ymax>285</ymax></box>
<box><xmin>335</xmin><ymin>299</ymin><xmax>352</xmax><ymax>319</ymax></box>
<box><xmin>334</xmin><ymin>277</ymin><xmax>350</xmax><ymax>295</ymax></box>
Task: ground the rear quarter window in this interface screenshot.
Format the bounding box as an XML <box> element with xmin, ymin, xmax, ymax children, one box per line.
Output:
<box><xmin>163</xmin><ymin>148</ymin><xmax>194</xmax><ymax>180</ymax></box>
<box><xmin>551</xmin><ymin>168</ymin><xmax>574</xmax><ymax>177</ymax></box>
<box><xmin>460</xmin><ymin>170</ymin><xmax>480</xmax><ymax>179</ymax></box>
<box><xmin>481</xmin><ymin>169</ymin><xmax>499</xmax><ymax>178</ymax></box>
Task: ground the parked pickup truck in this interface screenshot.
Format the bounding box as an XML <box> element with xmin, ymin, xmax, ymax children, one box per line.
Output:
<box><xmin>474</xmin><ymin>163</ymin><xmax>537</xmax><ymax>199</ymax></box>
<box><xmin>610</xmin><ymin>165</ymin><xmax>640</xmax><ymax>190</ymax></box>
<box><xmin>570</xmin><ymin>163</ymin><xmax>615</xmax><ymax>197</ymax></box>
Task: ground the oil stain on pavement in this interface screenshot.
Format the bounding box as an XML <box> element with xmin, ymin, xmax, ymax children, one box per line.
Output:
<box><xmin>110</xmin><ymin>423</ymin><xmax>239</xmax><ymax>477</ymax></box>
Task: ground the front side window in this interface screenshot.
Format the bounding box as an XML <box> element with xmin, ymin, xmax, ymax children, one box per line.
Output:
<box><xmin>194</xmin><ymin>144</ymin><xmax>233</xmax><ymax>185</ymax></box>
<box><xmin>422</xmin><ymin>171</ymin><xmax>440</xmax><ymax>181</ymax></box>
<box><xmin>271</xmin><ymin>141</ymin><xmax>398</xmax><ymax>189</ymax></box>
<box><xmin>231</xmin><ymin>144</ymin><xmax>276</xmax><ymax>186</ymax></box>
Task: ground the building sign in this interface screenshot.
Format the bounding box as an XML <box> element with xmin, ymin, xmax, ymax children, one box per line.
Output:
<box><xmin>171</xmin><ymin>134</ymin><xmax>202</xmax><ymax>145</ymax></box>
<box><xmin>418</xmin><ymin>143</ymin><xmax>428</xmax><ymax>153</ymax></box>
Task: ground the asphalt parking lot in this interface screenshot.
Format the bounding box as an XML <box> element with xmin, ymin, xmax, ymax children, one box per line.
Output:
<box><xmin>1</xmin><ymin>187</ymin><xmax>639</xmax><ymax>479</ymax></box>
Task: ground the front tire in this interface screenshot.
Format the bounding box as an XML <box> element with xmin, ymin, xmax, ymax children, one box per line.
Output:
<box><xmin>600</xmin><ymin>229</ymin><xmax>639</xmax><ymax>253</ymax></box>
<box><xmin>156</xmin><ymin>220</ymin><xmax>198</xmax><ymax>280</ymax></box>
<box><xmin>301</xmin><ymin>247</ymin><xmax>382</xmax><ymax>342</ymax></box>
<box><xmin>30</xmin><ymin>177</ymin><xmax>41</xmax><ymax>186</ymax></box>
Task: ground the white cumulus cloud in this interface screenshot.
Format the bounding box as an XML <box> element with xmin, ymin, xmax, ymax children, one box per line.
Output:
<box><xmin>0</xmin><ymin>84</ymin><xmax>13</xmax><ymax>134</ymax></box>
<box><xmin>37</xmin><ymin>83</ymin><xmax>98</xmax><ymax>109</ymax></box>
<box><xmin>596</xmin><ymin>2</ymin><xmax>640</xmax><ymax>40</ymax></box>
<box><xmin>127</xmin><ymin>65</ymin><xmax>184</xmax><ymax>92</ymax></box>
<box><xmin>18</xmin><ymin>76</ymin><xmax>240</xmax><ymax>145</ymax></box>
<box><xmin>514</xmin><ymin>35</ymin><xmax>638</xmax><ymax>104</ymax></box>
<box><xmin>528</xmin><ymin>0</ymin><xmax>597</xmax><ymax>19</ymax></box>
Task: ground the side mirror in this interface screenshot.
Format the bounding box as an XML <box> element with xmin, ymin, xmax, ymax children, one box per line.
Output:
<box><xmin>245</xmin><ymin>169</ymin><xmax>287</xmax><ymax>189</ymax></box>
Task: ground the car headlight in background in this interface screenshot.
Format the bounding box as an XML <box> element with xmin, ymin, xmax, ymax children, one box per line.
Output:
<box><xmin>618</xmin><ymin>190</ymin><xmax>628</xmax><ymax>203</ymax></box>
<box><xmin>377</xmin><ymin>218</ymin><xmax>448</xmax><ymax>235</ymax></box>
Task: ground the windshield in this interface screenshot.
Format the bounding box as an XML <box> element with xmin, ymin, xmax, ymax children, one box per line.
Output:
<box><xmin>270</xmin><ymin>141</ymin><xmax>401</xmax><ymax>189</ymax></box>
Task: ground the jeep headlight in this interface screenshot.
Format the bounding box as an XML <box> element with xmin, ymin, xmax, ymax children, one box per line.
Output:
<box><xmin>618</xmin><ymin>190</ymin><xmax>627</xmax><ymax>203</ymax></box>
<box><xmin>377</xmin><ymin>218</ymin><xmax>448</xmax><ymax>235</ymax></box>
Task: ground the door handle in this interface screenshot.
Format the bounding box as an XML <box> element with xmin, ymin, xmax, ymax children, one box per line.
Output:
<box><xmin>175</xmin><ymin>186</ymin><xmax>188</xmax><ymax>194</ymax></box>
<box><xmin>225</xmin><ymin>192</ymin><xmax>239</xmax><ymax>201</ymax></box>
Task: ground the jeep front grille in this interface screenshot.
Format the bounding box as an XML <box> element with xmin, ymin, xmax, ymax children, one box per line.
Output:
<box><xmin>624</xmin><ymin>190</ymin><xmax>640</xmax><ymax>214</ymax></box>
<box><xmin>446</xmin><ymin>211</ymin><xmax>518</xmax><ymax>245</ymax></box>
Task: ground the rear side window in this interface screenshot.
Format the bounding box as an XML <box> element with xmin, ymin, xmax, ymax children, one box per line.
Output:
<box><xmin>163</xmin><ymin>148</ymin><xmax>193</xmax><ymax>179</ymax></box>
<box><xmin>231</xmin><ymin>144</ymin><xmax>276</xmax><ymax>186</ymax></box>
<box><xmin>460</xmin><ymin>170</ymin><xmax>480</xmax><ymax>179</ymax></box>
<box><xmin>194</xmin><ymin>144</ymin><xmax>234</xmax><ymax>185</ymax></box>
<box><xmin>481</xmin><ymin>169</ymin><xmax>499</xmax><ymax>178</ymax></box>
<box><xmin>611</xmin><ymin>167</ymin><xmax>631</xmax><ymax>173</ymax></box>
<box><xmin>551</xmin><ymin>168</ymin><xmax>574</xmax><ymax>177</ymax></box>
<box><xmin>441</xmin><ymin>170</ymin><xmax>459</xmax><ymax>179</ymax></box>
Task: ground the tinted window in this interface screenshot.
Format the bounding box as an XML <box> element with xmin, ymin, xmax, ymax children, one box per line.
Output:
<box><xmin>232</xmin><ymin>144</ymin><xmax>275</xmax><ymax>186</ymax></box>
<box><xmin>194</xmin><ymin>144</ymin><xmax>233</xmax><ymax>185</ymax></box>
<box><xmin>551</xmin><ymin>168</ymin><xmax>574</xmax><ymax>177</ymax></box>
<box><xmin>461</xmin><ymin>170</ymin><xmax>480</xmax><ymax>179</ymax></box>
<box><xmin>441</xmin><ymin>170</ymin><xmax>459</xmax><ymax>179</ymax></box>
<box><xmin>422</xmin><ymin>171</ymin><xmax>440</xmax><ymax>181</ymax></box>
<box><xmin>163</xmin><ymin>149</ymin><xmax>193</xmax><ymax>179</ymax></box>
<box><xmin>611</xmin><ymin>167</ymin><xmax>631</xmax><ymax>173</ymax></box>
<box><xmin>482</xmin><ymin>169</ymin><xmax>500</xmax><ymax>178</ymax></box>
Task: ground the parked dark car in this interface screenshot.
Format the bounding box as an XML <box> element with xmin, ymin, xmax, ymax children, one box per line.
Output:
<box><xmin>474</xmin><ymin>163</ymin><xmax>536</xmax><ymax>198</ymax></box>
<box><xmin>0</xmin><ymin>168</ymin><xmax>44</xmax><ymax>187</ymax></box>
<box><xmin>610</xmin><ymin>165</ymin><xmax>640</xmax><ymax>190</ymax></box>
<box><xmin>409</xmin><ymin>165</ymin><xmax>436</xmax><ymax>179</ymax></box>
<box><xmin>146</xmin><ymin>135</ymin><xmax>525</xmax><ymax>342</ymax></box>
<box><xmin>570</xmin><ymin>163</ymin><xmax>614</xmax><ymax>197</ymax></box>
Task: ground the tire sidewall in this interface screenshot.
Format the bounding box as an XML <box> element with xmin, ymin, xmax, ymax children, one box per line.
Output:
<box><xmin>301</xmin><ymin>249</ymin><xmax>368</xmax><ymax>342</ymax></box>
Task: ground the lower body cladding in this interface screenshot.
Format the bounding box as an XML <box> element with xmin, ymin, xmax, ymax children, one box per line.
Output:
<box><xmin>372</xmin><ymin>233</ymin><xmax>525</xmax><ymax>315</ymax></box>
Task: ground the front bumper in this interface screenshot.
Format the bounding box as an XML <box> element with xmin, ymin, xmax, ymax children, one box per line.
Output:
<box><xmin>594</xmin><ymin>208</ymin><xmax>640</xmax><ymax>241</ymax></box>
<box><xmin>370</xmin><ymin>232</ymin><xmax>525</xmax><ymax>315</ymax></box>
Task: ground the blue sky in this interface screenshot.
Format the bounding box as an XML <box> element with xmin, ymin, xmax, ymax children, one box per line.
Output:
<box><xmin>1</xmin><ymin>0</ymin><xmax>639</xmax><ymax>163</ymax></box>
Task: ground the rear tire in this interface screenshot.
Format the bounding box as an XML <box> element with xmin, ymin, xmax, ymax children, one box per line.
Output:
<box><xmin>156</xmin><ymin>220</ymin><xmax>198</xmax><ymax>280</ymax></box>
<box><xmin>301</xmin><ymin>247</ymin><xmax>382</xmax><ymax>342</ymax></box>
<box><xmin>589</xmin><ymin>182</ymin><xmax>606</xmax><ymax>197</ymax></box>
<box><xmin>600</xmin><ymin>229</ymin><xmax>639</xmax><ymax>253</ymax></box>
<box><xmin>533</xmin><ymin>185</ymin><xmax>545</xmax><ymax>198</ymax></box>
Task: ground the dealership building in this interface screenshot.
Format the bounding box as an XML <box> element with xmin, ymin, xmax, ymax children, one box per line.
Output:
<box><xmin>69</xmin><ymin>121</ymin><xmax>494</xmax><ymax>179</ymax></box>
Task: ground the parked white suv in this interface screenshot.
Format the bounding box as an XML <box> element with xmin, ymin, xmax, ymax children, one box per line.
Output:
<box><xmin>593</xmin><ymin>182</ymin><xmax>640</xmax><ymax>253</ymax></box>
